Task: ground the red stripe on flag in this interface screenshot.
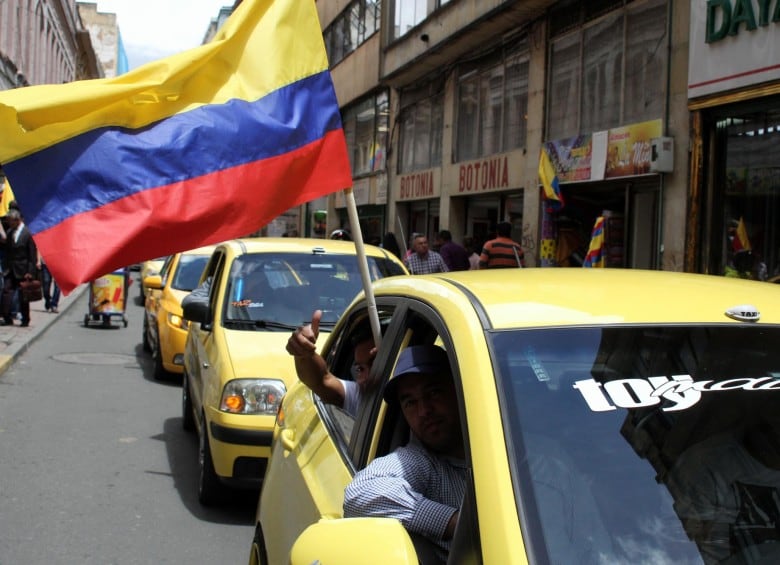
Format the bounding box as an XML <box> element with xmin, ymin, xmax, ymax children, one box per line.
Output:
<box><xmin>37</xmin><ymin>128</ymin><xmax>351</xmax><ymax>294</ymax></box>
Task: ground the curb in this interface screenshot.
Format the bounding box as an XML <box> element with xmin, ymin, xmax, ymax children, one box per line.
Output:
<box><xmin>0</xmin><ymin>283</ymin><xmax>90</xmax><ymax>377</ymax></box>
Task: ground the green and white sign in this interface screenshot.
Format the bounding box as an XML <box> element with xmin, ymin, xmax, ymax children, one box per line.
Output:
<box><xmin>689</xmin><ymin>0</ymin><xmax>780</xmax><ymax>97</ymax></box>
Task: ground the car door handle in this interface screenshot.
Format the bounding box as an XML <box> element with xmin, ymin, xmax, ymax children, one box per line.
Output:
<box><xmin>201</xmin><ymin>362</ymin><xmax>209</xmax><ymax>369</ymax></box>
<box><xmin>280</xmin><ymin>428</ymin><xmax>297</xmax><ymax>452</ymax></box>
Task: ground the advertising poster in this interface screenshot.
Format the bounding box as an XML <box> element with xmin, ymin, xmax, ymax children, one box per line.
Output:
<box><xmin>544</xmin><ymin>135</ymin><xmax>593</xmax><ymax>182</ymax></box>
<box><xmin>91</xmin><ymin>273</ymin><xmax>126</xmax><ymax>314</ymax></box>
<box><xmin>605</xmin><ymin>119</ymin><xmax>662</xmax><ymax>178</ymax></box>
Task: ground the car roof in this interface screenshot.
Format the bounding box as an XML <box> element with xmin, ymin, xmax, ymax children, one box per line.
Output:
<box><xmin>368</xmin><ymin>269</ymin><xmax>780</xmax><ymax>328</ymax></box>
<box><xmin>215</xmin><ymin>237</ymin><xmax>404</xmax><ymax>260</ymax></box>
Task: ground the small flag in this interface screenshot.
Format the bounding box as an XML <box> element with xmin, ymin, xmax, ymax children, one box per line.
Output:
<box><xmin>0</xmin><ymin>177</ymin><xmax>15</xmax><ymax>217</ymax></box>
<box><xmin>0</xmin><ymin>0</ymin><xmax>351</xmax><ymax>294</ymax></box>
<box><xmin>732</xmin><ymin>217</ymin><xmax>752</xmax><ymax>252</ymax></box>
<box><xmin>539</xmin><ymin>147</ymin><xmax>564</xmax><ymax>211</ymax></box>
<box><xmin>583</xmin><ymin>216</ymin><xmax>605</xmax><ymax>268</ymax></box>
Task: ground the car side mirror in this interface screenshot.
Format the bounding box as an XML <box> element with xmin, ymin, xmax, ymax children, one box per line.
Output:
<box><xmin>289</xmin><ymin>518</ymin><xmax>419</xmax><ymax>565</ymax></box>
<box><xmin>182</xmin><ymin>298</ymin><xmax>211</xmax><ymax>325</ymax></box>
<box><xmin>143</xmin><ymin>274</ymin><xmax>163</xmax><ymax>290</ymax></box>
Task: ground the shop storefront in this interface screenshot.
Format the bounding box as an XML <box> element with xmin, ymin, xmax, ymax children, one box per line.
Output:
<box><xmin>687</xmin><ymin>0</ymin><xmax>780</xmax><ymax>280</ymax></box>
<box><xmin>539</xmin><ymin>119</ymin><xmax>669</xmax><ymax>268</ymax></box>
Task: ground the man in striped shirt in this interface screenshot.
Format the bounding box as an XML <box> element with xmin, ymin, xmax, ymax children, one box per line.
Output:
<box><xmin>344</xmin><ymin>345</ymin><xmax>466</xmax><ymax>562</ymax></box>
<box><xmin>479</xmin><ymin>221</ymin><xmax>525</xmax><ymax>269</ymax></box>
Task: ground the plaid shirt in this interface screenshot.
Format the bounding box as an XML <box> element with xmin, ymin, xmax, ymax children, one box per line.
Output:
<box><xmin>404</xmin><ymin>251</ymin><xmax>449</xmax><ymax>275</ymax></box>
<box><xmin>344</xmin><ymin>441</ymin><xmax>467</xmax><ymax>561</ymax></box>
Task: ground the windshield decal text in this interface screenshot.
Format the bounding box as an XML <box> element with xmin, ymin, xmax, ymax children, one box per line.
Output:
<box><xmin>573</xmin><ymin>375</ymin><xmax>780</xmax><ymax>412</ymax></box>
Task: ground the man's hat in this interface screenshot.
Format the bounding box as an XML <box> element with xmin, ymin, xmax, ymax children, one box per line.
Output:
<box><xmin>383</xmin><ymin>344</ymin><xmax>450</xmax><ymax>403</ymax></box>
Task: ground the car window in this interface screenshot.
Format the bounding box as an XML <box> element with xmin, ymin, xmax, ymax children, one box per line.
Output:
<box><xmin>491</xmin><ymin>325</ymin><xmax>780</xmax><ymax>565</ymax></box>
<box><xmin>221</xmin><ymin>252</ymin><xmax>394</xmax><ymax>329</ymax></box>
<box><xmin>317</xmin><ymin>305</ymin><xmax>398</xmax><ymax>460</ymax></box>
<box><xmin>171</xmin><ymin>254</ymin><xmax>210</xmax><ymax>291</ymax></box>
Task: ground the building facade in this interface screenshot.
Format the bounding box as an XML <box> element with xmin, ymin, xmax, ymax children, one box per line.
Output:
<box><xmin>686</xmin><ymin>0</ymin><xmax>780</xmax><ymax>280</ymax></box>
<box><xmin>313</xmin><ymin>0</ymin><xmax>695</xmax><ymax>269</ymax></box>
<box><xmin>0</xmin><ymin>0</ymin><xmax>101</xmax><ymax>89</ymax></box>
<box><xmin>77</xmin><ymin>2</ymin><xmax>128</xmax><ymax>77</ymax></box>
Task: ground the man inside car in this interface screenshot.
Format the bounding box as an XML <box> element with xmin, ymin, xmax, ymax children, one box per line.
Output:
<box><xmin>343</xmin><ymin>344</ymin><xmax>467</xmax><ymax>563</ymax></box>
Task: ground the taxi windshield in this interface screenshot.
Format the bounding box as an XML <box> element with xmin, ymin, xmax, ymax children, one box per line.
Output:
<box><xmin>490</xmin><ymin>325</ymin><xmax>780</xmax><ymax>565</ymax></box>
<box><xmin>222</xmin><ymin>252</ymin><xmax>399</xmax><ymax>328</ymax></box>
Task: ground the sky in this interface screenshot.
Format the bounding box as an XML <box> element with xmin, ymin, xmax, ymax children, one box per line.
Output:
<box><xmin>94</xmin><ymin>0</ymin><xmax>234</xmax><ymax>70</ymax></box>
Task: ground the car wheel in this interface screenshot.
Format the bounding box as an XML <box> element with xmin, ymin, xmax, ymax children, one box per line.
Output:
<box><xmin>153</xmin><ymin>335</ymin><xmax>168</xmax><ymax>381</ymax></box>
<box><xmin>142</xmin><ymin>315</ymin><xmax>152</xmax><ymax>352</ymax></box>
<box><xmin>248</xmin><ymin>524</ymin><xmax>269</xmax><ymax>565</ymax></box>
<box><xmin>198</xmin><ymin>419</ymin><xmax>223</xmax><ymax>506</ymax></box>
<box><xmin>181</xmin><ymin>372</ymin><xmax>195</xmax><ymax>432</ymax></box>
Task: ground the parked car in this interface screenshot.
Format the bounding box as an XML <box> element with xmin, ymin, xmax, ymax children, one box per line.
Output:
<box><xmin>181</xmin><ymin>237</ymin><xmax>407</xmax><ymax>505</ymax></box>
<box><xmin>250</xmin><ymin>269</ymin><xmax>780</xmax><ymax>565</ymax></box>
<box><xmin>139</xmin><ymin>256</ymin><xmax>168</xmax><ymax>299</ymax></box>
<box><xmin>142</xmin><ymin>246</ymin><xmax>215</xmax><ymax>379</ymax></box>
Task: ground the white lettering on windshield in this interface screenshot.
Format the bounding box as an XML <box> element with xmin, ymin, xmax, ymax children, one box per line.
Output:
<box><xmin>573</xmin><ymin>375</ymin><xmax>780</xmax><ymax>413</ymax></box>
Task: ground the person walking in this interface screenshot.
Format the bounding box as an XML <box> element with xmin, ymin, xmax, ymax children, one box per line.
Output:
<box><xmin>436</xmin><ymin>230</ymin><xmax>470</xmax><ymax>271</ymax></box>
<box><xmin>404</xmin><ymin>233</ymin><xmax>448</xmax><ymax>275</ymax></box>
<box><xmin>39</xmin><ymin>252</ymin><xmax>61</xmax><ymax>313</ymax></box>
<box><xmin>479</xmin><ymin>221</ymin><xmax>525</xmax><ymax>269</ymax></box>
<box><xmin>463</xmin><ymin>236</ymin><xmax>481</xmax><ymax>270</ymax></box>
<box><xmin>2</xmin><ymin>208</ymin><xmax>39</xmax><ymax>327</ymax></box>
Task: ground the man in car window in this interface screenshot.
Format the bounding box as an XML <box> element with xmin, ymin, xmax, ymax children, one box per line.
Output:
<box><xmin>286</xmin><ymin>309</ymin><xmax>377</xmax><ymax>417</ymax></box>
<box><xmin>343</xmin><ymin>344</ymin><xmax>467</xmax><ymax>563</ymax></box>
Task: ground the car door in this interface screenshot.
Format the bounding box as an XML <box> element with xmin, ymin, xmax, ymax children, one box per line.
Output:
<box><xmin>186</xmin><ymin>250</ymin><xmax>225</xmax><ymax>426</ymax></box>
<box><xmin>283</xmin><ymin>297</ymin><xmax>483</xmax><ymax>564</ymax></box>
<box><xmin>259</xmin><ymin>301</ymin><xmax>401</xmax><ymax>563</ymax></box>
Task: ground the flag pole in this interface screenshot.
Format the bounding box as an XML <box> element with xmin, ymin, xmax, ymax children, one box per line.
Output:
<box><xmin>344</xmin><ymin>187</ymin><xmax>382</xmax><ymax>349</ymax></box>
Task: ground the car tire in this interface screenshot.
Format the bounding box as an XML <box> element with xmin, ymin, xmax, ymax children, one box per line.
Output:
<box><xmin>181</xmin><ymin>372</ymin><xmax>195</xmax><ymax>432</ymax></box>
<box><xmin>153</xmin><ymin>335</ymin><xmax>168</xmax><ymax>381</ymax></box>
<box><xmin>198</xmin><ymin>419</ymin><xmax>223</xmax><ymax>506</ymax></box>
<box><xmin>142</xmin><ymin>315</ymin><xmax>152</xmax><ymax>353</ymax></box>
<box><xmin>248</xmin><ymin>524</ymin><xmax>269</xmax><ymax>565</ymax></box>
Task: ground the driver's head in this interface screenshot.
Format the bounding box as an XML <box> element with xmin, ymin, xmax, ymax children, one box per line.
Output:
<box><xmin>384</xmin><ymin>345</ymin><xmax>462</xmax><ymax>457</ymax></box>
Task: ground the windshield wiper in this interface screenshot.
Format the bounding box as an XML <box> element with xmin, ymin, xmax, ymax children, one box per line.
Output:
<box><xmin>223</xmin><ymin>319</ymin><xmax>298</xmax><ymax>331</ymax></box>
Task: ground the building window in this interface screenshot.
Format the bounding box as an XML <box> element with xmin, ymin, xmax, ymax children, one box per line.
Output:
<box><xmin>398</xmin><ymin>92</ymin><xmax>443</xmax><ymax>173</ymax></box>
<box><xmin>343</xmin><ymin>91</ymin><xmax>389</xmax><ymax>176</ymax></box>
<box><xmin>324</xmin><ymin>0</ymin><xmax>382</xmax><ymax>66</ymax></box>
<box><xmin>392</xmin><ymin>0</ymin><xmax>450</xmax><ymax>39</ymax></box>
<box><xmin>547</xmin><ymin>0</ymin><xmax>666</xmax><ymax>140</ymax></box>
<box><xmin>455</xmin><ymin>41</ymin><xmax>529</xmax><ymax>162</ymax></box>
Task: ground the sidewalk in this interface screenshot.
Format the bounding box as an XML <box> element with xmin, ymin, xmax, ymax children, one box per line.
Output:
<box><xmin>0</xmin><ymin>283</ymin><xmax>89</xmax><ymax>375</ymax></box>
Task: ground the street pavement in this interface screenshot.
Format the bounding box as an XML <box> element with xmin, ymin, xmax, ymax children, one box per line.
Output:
<box><xmin>0</xmin><ymin>282</ymin><xmax>89</xmax><ymax>375</ymax></box>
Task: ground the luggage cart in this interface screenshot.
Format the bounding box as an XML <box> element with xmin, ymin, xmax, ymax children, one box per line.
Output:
<box><xmin>84</xmin><ymin>268</ymin><xmax>130</xmax><ymax>327</ymax></box>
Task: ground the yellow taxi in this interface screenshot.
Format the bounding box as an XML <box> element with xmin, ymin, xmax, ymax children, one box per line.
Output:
<box><xmin>138</xmin><ymin>256</ymin><xmax>168</xmax><ymax>299</ymax></box>
<box><xmin>180</xmin><ymin>237</ymin><xmax>407</xmax><ymax>505</ymax></box>
<box><xmin>142</xmin><ymin>246</ymin><xmax>216</xmax><ymax>380</ymax></box>
<box><xmin>250</xmin><ymin>269</ymin><xmax>780</xmax><ymax>564</ymax></box>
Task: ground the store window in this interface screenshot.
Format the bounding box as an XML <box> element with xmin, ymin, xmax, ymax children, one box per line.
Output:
<box><xmin>398</xmin><ymin>86</ymin><xmax>443</xmax><ymax>173</ymax></box>
<box><xmin>708</xmin><ymin>103</ymin><xmax>780</xmax><ymax>281</ymax></box>
<box><xmin>547</xmin><ymin>0</ymin><xmax>667</xmax><ymax>140</ymax></box>
<box><xmin>343</xmin><ymin>91</ymin><xmax>389</xmax><ymax>176</ymax></box>
<box><xmin>392</xmin><ymin>0</ymin><xmax>451</xmax><ymax>40</ymax></box>
<box><xmin>324</xmin><ymin>0</ymin><xmax>382</xmax><ymax>66</ymax></box>
<box><xmin>456</xmin><ymin>39</ymin><xmax>529</xmax><ymax>162</ymax></box>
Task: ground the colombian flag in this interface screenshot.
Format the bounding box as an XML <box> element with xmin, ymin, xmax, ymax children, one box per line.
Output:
<box><xmin>0</xmin><ymin>0</ymin><xmax>351</xmax><ymax>293</ymax></box>
<box><xmin>583</xmin><ymin>216</ymin><xmax>605</xmax><ymax>268</ymax></box>
<box><xmin>538</xmin><ymin>146</ymin><xmax>564</xmax><ymax>212</ymax></box>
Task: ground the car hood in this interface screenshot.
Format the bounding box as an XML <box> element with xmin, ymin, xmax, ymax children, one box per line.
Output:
<box><xmin>222</xmin><ymin>330</ymin><xmax>303</xmax><ymax>387</ymax></box>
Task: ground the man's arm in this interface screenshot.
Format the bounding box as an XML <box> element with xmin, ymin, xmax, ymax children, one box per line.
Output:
<box><xmin>286</xmin><ymin>309</ymin><xmax>346</xmax><ymax>406</ymax></box>
<box><xmin>343</xmin><ymin>445</ymin><xmax>460</xmax><ymax>543</ymax></box>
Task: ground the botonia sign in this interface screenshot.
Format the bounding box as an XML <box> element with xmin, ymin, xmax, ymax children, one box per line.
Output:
<box><xmin>706</xmin><ymin>0</ymin><xmax>780</xmax><ymax>43</ymax></box>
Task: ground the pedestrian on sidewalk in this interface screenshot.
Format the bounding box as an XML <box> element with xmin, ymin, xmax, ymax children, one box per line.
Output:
<box><xmin>39</xmin><ymin>252</ymin><xmax>60</xmax><ymax>313</ymax></box>
<box><xmin>1</xmin><ymin>208</ymin><xmax>39</xmax><ymax>327</ymax></box>
<box><xmin>479</xmin><ymin>221</ymin><xmax>525</xmax><ymax>269</ymax></box>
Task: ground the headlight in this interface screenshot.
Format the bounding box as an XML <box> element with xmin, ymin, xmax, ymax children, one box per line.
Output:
<box><xmin>168</xmin><ymin>312</ymin><xmax>188</xmax><ymax>329</ymax></box>
<box><xmin>220</xmin><ymin>379</ymin><xmax>286</xmax><ymax>415</ymax></box>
